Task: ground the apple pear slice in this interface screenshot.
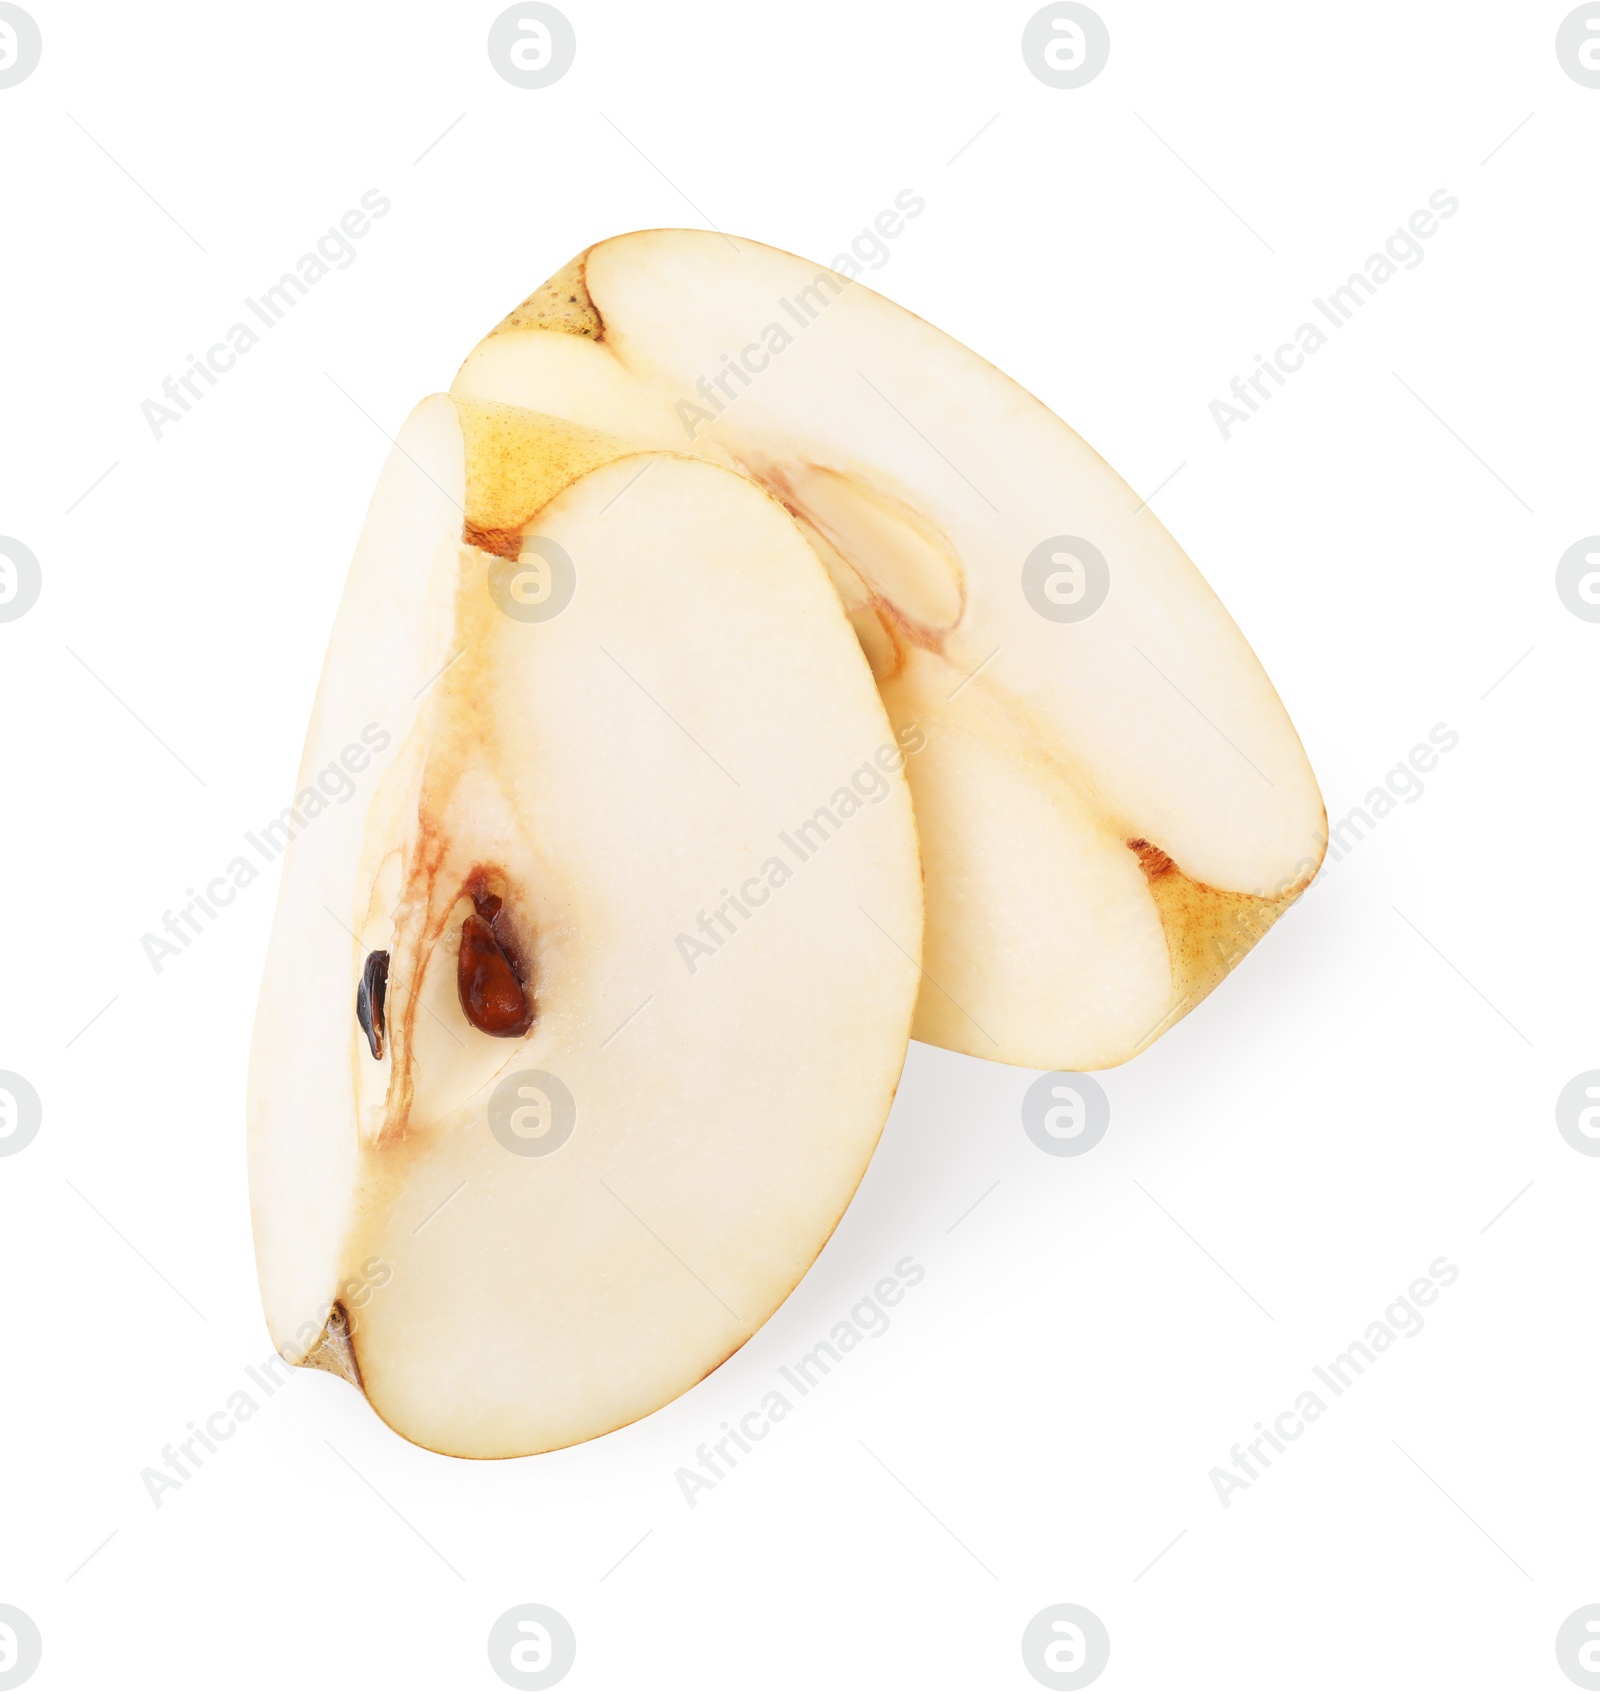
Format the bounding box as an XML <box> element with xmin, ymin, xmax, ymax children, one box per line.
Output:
<box><xmin>247</xmin><ymin>394</ymin><xmax>923</xmax><ymax>1458</ymax></box>
<box><xmin>453</xmin><ymin>232</ymin><xmax>1327</xmax><ymax>1070</ymax></box>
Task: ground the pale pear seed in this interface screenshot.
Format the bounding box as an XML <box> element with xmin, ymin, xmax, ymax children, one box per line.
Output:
<box><xmin>356</xmin><ymin>949</ymin><xmax>389</xmax><ymax>1060</ymax></box>
<box><xmin>775</xmin><ymin>462</ymin><xmax>966</xmax><ymax>640</ymax></box>
<box><xmin>773</xmin><ymin>502</ymin><xmax>904</xmax><ymax>681</ymax></box>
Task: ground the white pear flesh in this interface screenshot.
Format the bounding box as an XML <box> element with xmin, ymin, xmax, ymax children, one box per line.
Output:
<box><xmin>248</xmin><ymin>394</ymin><xmax>923</xmax><ymax>1458</ymax></box>
<box><xmin>453</xmin><ymin>233</ymin><xmax>1327</xmax><ymax>1069</ymax></box>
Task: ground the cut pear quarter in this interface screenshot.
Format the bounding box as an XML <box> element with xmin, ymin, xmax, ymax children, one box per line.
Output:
<box><xmin>454</xmin><ymin>231</ymin><xmax>1328</xmax><ymax>1070</ymax></box>
<box><xmin>248</xmin><ymin>394</ymin><xmax>923</xmax><ymax>1458</ymax></box>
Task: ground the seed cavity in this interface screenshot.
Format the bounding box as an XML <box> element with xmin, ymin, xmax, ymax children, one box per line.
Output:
<box><xmin>774</xmin><ymin>462</ymin><xmax>966</xmax><ymax>640</ymax></box>
<box><xmin>357</xmin><ymin>950</ymin><xmax>390</xmax><ymax>1060</ymax></box>
<box><xmin>457</xmin><ymin>888</ymin><xmax>534</xmax><ymax>1037</ymax></box>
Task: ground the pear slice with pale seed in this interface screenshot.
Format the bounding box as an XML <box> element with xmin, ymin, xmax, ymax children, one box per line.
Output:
<box><xmin>453</xmin><ymin>231</ymin><xmax>1327</xmax><ymax>1069</ymax></box>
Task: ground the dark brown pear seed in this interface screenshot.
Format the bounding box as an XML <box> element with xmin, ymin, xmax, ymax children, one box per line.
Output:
<box><xmin>356</xmin><ymin>949</ymin><xmax>389</xmax><ymax>1060</ymax></box>
<box><xmin>458</xmin><ymin>911</ymin><xmax>533</xmax><ymax>1037</ymax></box>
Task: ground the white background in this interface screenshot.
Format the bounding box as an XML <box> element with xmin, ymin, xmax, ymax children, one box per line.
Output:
<box><xmin>1</xmin><ymin>2</ymin><xmax>1596</xmax><ymax>1688</ymax></box>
